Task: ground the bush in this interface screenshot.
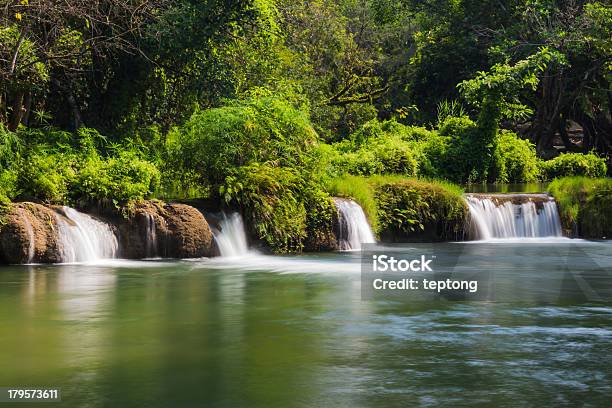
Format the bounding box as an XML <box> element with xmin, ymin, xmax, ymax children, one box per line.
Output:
<box><xmin>548</xmin><ymin>177</ymin><xmax>612</xmax><ymax>238</ymax></box>
<box><xmin>0</xmin><ymin>126</ymin><xmax>161</xmax><ymax>206</ymax></box>
<box><xmin>302</xmin><ymin>188</ymin><xmax>338</xmax><ymax>251</ymax></box>
<box><xmin>431</xmin><ymin>116</ymin><xmax>480</xmax><ymax>182</ymax></box>
<box><xmin>490</xmin><ymin>130</ymin><xmax>539</xmax><ymax>183</ymax></box>
<box><xmin>541</xmin><ymin>152</ymin><xmax>607</xmax><ymax>180</ymax></box>
<box><xmin>0</xmin><ymin>126</ymin><xmax>21</xmax><ymax>202</ymax></box>
<box><xmin>221</xmin><ymin>163</ymin><xmax>308</xmax><ymax>253</ymax></box>
<box><xmin>17</xmin><ymin>151</ymin><xmax>77</xmax><ymax>203</ymax></box>
<box><xmin>168</xmin><ymin>96</ymin><xmax>319</xmax><ymax>186</ymax></box>
<box><xmin>328</xmin><ymin>119</ymin><xmax>425</xmax><ymax>177</ymax></box>
<box><xmin>72</xmin><ymin>151</ymin><xmax>160</xmax><ymax>206</ymax></box>
<box><xmin>372</xmin><ymin>177</ymin><xmax>467</xmax><ymax>241</ymax></box>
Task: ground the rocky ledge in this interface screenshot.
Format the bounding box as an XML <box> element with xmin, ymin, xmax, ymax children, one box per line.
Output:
<box><xmin>0</xmin><ymin>200</ymin><xmax>216</xmax><ymax>264</ymax></box>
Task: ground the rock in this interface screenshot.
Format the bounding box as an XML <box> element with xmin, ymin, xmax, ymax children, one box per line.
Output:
<box><xmin>0</xmin><ymin>203</ymin><xmax>63</xmax><ymax>264</ymax></box>
<box><xmin>0</xmin><ymin>200</ymin><xmax>216</xmax><ymax>264</ymax></box>
<box><xmin>111</xmin><ymin>200</ymin><xmax>215</xmax><ymax>259</ymax></box>
<box><xmin>162</xmin><ymin>204</ymin><xmax>215</xmax><ymax>258</ymax></box>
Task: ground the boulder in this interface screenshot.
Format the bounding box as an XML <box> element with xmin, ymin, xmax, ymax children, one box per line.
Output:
<box><xmin>0</xmin><ymin>203</ymin><xmax>63</xmax><ymax>264</ymax></box>
<box><xmin>112</xmin><ymin>200</ymin><xmax>216</xmax><ymax>259</ymax></box>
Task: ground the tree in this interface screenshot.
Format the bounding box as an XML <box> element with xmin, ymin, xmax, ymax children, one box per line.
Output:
<box><xmin>458</xmin><ymin>48</ymin><xmax>563</xmax><ymax>180</ymax></box>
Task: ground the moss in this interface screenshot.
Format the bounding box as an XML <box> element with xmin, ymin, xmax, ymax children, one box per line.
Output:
<box><xmin>547</xmin><ymin>177</ymin><xmax>612</xmax><ymax>238</ymax></box>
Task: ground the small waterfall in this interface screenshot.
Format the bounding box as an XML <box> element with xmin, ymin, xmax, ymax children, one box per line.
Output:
<box><xmin>55</xmin><ymin>207</ymin><xmax>119</xmax><ymax>263</ymax></box>
<box><xmin>144</xmin><ymin>213</ymin><xmax>158</xmax><ymax>258</ymax></box>
<box><xmin>334</xmin><ymin>198</ymin><xmax>376</xmax><ymax>250</ymax></box>
<box><xmin>466</xmin><ymin>194</ymin><xmax>563</xmax><ymax>239</ymax></box>
<box><xmin>18</xmin><ymin>208</ymin><xmax>35</xmax><ymax>263</ymax></box>
<box><xmin>213</xmin><ymin>213</ymin><xmax>249</xmax><ymax>257</ymax></box>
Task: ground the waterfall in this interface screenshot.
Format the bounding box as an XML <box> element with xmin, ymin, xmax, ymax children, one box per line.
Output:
<box><xmin>466</xmin><ymin>194</ymin><xmax>563</xmax><ymax>240</ymax></box>
<box><xmin>144</xmin><ymin>213</ymin><xmax>158</xmax><ymax>258</ymax></box>
<box><xmin>213</xmin><ymin>213</ymin><xmax>249</xmax><ymax>257</ymax></box>
<box><xmin>55</xmin><ymin>207</ymin><xmax>119</xmax><ymax>263</ymax></box>
<box><xmin>18</xmin><ymin>208</ymin><xmax>35</xmax><ymax>263</ymax></box>
<box><xmin>334</xmin><ymin>198</ymin><xmax>376</xmax><ymax>250</ymax></box>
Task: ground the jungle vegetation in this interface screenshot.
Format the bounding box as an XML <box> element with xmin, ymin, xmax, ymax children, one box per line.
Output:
<box><xmin>0</xmin><ymin>0</ymin><xmax>610</xmax><ymax>251</ymax></box>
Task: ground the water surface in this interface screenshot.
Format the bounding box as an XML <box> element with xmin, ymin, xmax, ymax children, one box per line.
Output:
<box><xmin>0</xmin><ymin>241</ymin><xmax>611</xmax><ymax>407</ymax></box>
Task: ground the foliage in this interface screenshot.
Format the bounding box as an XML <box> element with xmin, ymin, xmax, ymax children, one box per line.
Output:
<box><xmin>0</xmin><ymin>125</ymin><xmax>160</xmax><ymax>206</ymax></box>
<box><xmin>371</xmin><ymin>177</ymin><xmax>467</xmax><ymax>241</ymax></box>
<box><xmin>491</xmin><ymin>131</ymin><xmax>540</xmax><ymax>183</ymax></box>
<box><xmin>327</xmin><ymin>119</ymin><xmax>436</xmax><ymax>178</ymax></box>
<box><xmin>72</xmin><ymin>151</ymin><xmax>161</xmax><ymax>206</ymax></box>
<box><xmin>548</xmin><ymin>177</ymin><xmax>612</xmax><ymax>238</ymax></box>
<box><xmin>168</xmin><ymin>95</ymin><xmax>319</xmax><ymax>187</ymax></box>
<box><xmin>17</xmin><ymin>151</ymin><xmax>77</xmax><ymax>203</ymax></box>
<box><xmin>540</xmin><ymin>153</ymin><xmax>607</xmax><ymax>180</ymax></box>
<box><xmin>221</xmin><ymin>163</ymin><xmax>308</xmax><ymax>253</ymax></box>
<box><xmin>457</xmin><ymin>48</ymin><xmax>564</xmax><ymax>181</ymax></box>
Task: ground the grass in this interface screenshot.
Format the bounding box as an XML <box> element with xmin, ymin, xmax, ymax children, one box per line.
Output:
<box><xmin>325</xmin><ymin>174</ymin><xmax>467</xmax><ymax>239</ymax></box>
<box><xmin>325</xmin><ymin>174</ymin><xmax>379</xmax><ymax>232</ymax></box>
<box><xmin>547</xmin><ymin>176</ymin><xmax>612</xmax><ymax>238</ymax></box>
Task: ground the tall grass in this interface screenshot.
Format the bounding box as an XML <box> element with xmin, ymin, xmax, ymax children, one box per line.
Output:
<box><xmin>548</xmin><ymin>176</ymin><xmax>612</xmax><ymax>238</ymax></box>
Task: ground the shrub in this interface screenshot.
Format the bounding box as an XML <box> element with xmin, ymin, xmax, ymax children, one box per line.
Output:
<box><xmin>302</xmin><ymin>188</ymin><xmax>338</xmax><ymax>251</ymax></box>
<box><xmin>432</xmin><ymin>116</ymin><xmax>480</xmax><ymax>182</ymax></box>
<box><xmin>371</xmin><ymin>177</ymin><xmax>467</xmax><ymax>241</ymax></box>
<box><xmin>168</xmin><ymin>96</ymin><xmax>319</xmax><ymax>186</ymax></box>
<box><xmin>548</xmin><ymin>177</ymin><xmax>612</xmax><ymax>238</ymax></box>
<box><xmin>329</xmin><ymin>119</ymin><xmax>423</xmax><ymax>177</ymax></box>
<box><xmin>541</xmin><ymin>152</ymin><xmax>607</xmax><ymax>180</ymax></box>
<box><xmin>410</xmin><ymin>133</ymin><xmax>452</xmax><ymax>179</ymax></box>
<box><xmin>17</xmin><ymin>151</ymin><xmax>77</xmax><ymax>203</ymax></box>
<box><xmin>221</xmin><ymin>163</ymin><xmax>308</xmax><ymax>253</ymax></box>
<box><xmin>72</xmin><ymin>151</ymin><xmax>161</xmax><ymax>206</ymax></box>
<box><xmin>490</xmin><ymin>130</ymin><xmax>539</xmax><ymax>183</ymax></box>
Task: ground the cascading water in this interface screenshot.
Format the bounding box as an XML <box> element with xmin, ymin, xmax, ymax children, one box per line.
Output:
<box><xmin>18</xmin><ymin>208</ymin><xmax>35</xmax><ymax>263</ymax></box>
<box><xmin>466</xmin><ymin>194</ymin><xmax>563</xmax><ymax>240</ymax></box>
<box><xmin>213</xmin><ymin>213</ymin><xmax>249</xmax><ymax>257</ymax></box>
<box><xmin>144</xmin><ymin>213</ymin><xmax>158</xmax><ymax>258</ymax></box>
<box><xmin>55</xmin><ymin>207</ymin><xmax>119</xmax><ymax>263</ymax></box>
<box><xmin>334</xmin><ymin>198</ymin><xmax>376</xmax><ymax>250</ymax></box>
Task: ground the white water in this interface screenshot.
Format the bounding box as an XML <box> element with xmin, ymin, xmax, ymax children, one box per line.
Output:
<box><xmin>466</xmin><ymin>195</ymin><xmax>563</xmax><ymax>240</ymax></box>
<box><xmin>334</xmin><ymin>198</ymin><xmax>376</xmax><ymax>250</ymax></box>
<box><xmin>144</xmin><ymin>213</ymin><xmax>158</xmax><ymax>258</ymax></box>
<box><xmin>213</xmin><ymin>213</ymin><xmax>249</xmax><ymax>257</ymax></box>
<box><xmin>55</xmin><ymin>207</ymin><xmax>119</xmax><ymax>263</ymax></box>
<box><xmin>18</xmin><ymin>208</ymin><xmax>35</xmax><ymax>263</ymax></box>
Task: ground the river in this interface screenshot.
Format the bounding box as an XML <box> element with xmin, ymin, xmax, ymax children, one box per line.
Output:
<box><xmin>0</xmin><ymin>240</ymin><xmax>611</xmax><ymax>407</ymax></box>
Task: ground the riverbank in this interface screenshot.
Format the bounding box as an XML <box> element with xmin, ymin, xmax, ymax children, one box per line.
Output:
<box><xmin>1</xmin><ymin>176</ymin><xmax>609</xmax><ymax>264</ymax></box>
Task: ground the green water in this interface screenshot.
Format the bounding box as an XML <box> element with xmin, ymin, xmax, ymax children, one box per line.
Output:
<box><xmin>0</xmin><ymin>241</ymin><xmax>611</xmax><ymax>407</ymax></box>
<box><xmin>464</xmin><ymin>183</ymin><xmax>550</xmax><ymax>193</ymax></box>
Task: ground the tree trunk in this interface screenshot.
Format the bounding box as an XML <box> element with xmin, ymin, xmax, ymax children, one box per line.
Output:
<box><xmin>22</xmin><ymin>91</ymin><xmax>32</xmax><ymax>126</ymax></box>
<box><xmin>8</xmin><ymin>92</ymin><xmax>24</xmax><ymax>131</ymax></box>
<box><xmin>66</xmin><ymin>91</ymin><xmax>83</xmax><ymax>130</ymax></box>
